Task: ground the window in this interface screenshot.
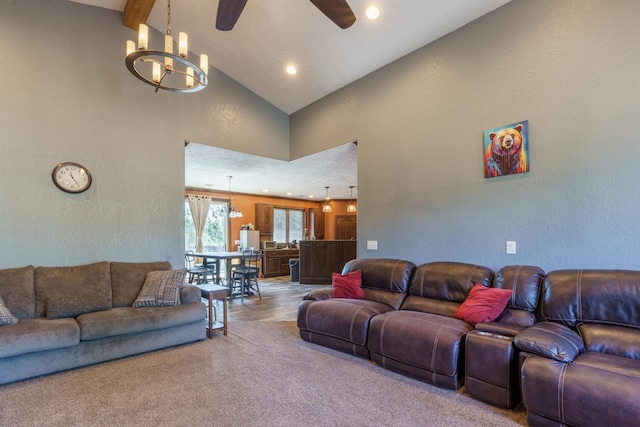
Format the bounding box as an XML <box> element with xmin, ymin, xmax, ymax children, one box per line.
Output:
<box><xmin>185</xmin><ymin>200</ymin><xmax>229</xmax><ymax>251</ymax></box>
<box><xmin>273</xmin><ymin>208</ymin><xmax>304</xmax><ymax>243</ymax></box>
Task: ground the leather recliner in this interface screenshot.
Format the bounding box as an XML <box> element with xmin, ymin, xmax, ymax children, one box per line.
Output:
<box><xmin>297</xmin><ymin>258</ymin><xmax>415</xmax><ymax>358</ymax></box>
<box><xmin>514</xmin><ymin>269</ymin><xmax>640</xmax><ymax>426</ymax></box>
<box><xmin>367</xmin><ymin>261</ymin><xmax>494</xmax><ymax>390</ymax></box>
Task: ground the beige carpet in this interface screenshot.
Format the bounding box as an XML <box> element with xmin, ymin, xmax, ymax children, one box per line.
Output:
<box><xmin>0</xmin><ymin>321</ymin><xmax>528</xmax><ymax>426</ymax></box>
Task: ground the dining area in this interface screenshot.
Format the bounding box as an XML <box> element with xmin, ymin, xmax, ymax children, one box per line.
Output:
<box><xmin>185</xmin><ymin>249</ymin><xmax>262</xmax><ymax>300</ymax></box>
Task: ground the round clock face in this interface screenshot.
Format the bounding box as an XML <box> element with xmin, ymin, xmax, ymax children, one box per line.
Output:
<box><xmin>52</xmin><ymin>162</ymin><xmax>92</xmax><ymax>193</ymax></box>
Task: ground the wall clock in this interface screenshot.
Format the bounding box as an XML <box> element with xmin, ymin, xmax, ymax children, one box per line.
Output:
<box><xmin>51</xmin><ymin>162</ymin><xmax>92</xmax><ymax>193</ymax></box>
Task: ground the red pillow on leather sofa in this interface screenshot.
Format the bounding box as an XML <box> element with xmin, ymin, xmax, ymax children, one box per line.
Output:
<box><xmin>454</xmin><ymin>284</ymin><xmax>513</xmax><ymax>325</ymax></box>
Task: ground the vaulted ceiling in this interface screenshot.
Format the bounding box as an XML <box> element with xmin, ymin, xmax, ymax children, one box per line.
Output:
<box><xmin>68</xmin><ymin>0</ymin><xmax>511</xmax><ymax>199</ymax></box>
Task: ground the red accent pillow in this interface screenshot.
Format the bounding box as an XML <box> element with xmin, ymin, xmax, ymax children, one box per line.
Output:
<box><xmin>331</xmin><ymin>270</ymin><xmax>364</xmax><ymax>299</ymax></box>
<box><xmin>454</xmin><ymin>284</ymin><xmax>513</xmax><ymax>325</ymax></box>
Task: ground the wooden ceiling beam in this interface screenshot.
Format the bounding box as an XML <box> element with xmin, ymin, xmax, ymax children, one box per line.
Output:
<box><xmin>123</xmin><ymin>0</ymin><xmax>156</xmax><ymax>30</ymax></box>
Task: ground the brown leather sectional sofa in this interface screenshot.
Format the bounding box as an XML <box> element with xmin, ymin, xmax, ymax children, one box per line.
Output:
<box><xmin>297</xmin><ymin>258</ymin><xmax>640</xmax><ymax>427</ymax></box>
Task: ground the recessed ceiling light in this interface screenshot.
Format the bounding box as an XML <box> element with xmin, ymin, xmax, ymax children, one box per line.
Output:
<box><xmin>263</xmin><ymin>189</ymin><xmax>269</xmax><ymax>193</ymax></box>
<box><xmin>285</xmin><ymin>65</ymin><xmax>297</xmax><ymax>75</ymax></box>
<box><xmin>286</xmin><ymin>191</ymin><xmax>293</xmax><ymax>196</ymax></box>
<box><xmin>365</xmin><ymin>6</ymin><xmax>380</xmax><ymax>20</ymax></box>
<box><xmin>308</xmin><ymin>195</ymin><xmax>314</xmax><ymax>198</ymax></box>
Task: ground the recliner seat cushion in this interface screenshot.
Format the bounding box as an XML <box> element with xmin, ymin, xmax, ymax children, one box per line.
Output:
<box><xmin>298</xmin><ymin>299</ymin><xmax>393</xmax><ymax>347</ymax></box>
<box><xmin>368</xmin><ymin>311</ymin><xmax>473</xmax><ymax>389</ymax></box>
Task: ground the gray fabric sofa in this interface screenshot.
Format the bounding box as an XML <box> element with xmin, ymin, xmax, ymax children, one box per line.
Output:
<box><xmin>0</xmin><ymin>261</ymin><xmax>206</xmax><ymax>385</ymax></box>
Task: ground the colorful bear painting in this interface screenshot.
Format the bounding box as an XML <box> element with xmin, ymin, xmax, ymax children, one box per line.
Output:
<box><xmin>484</xmin><ymin>120</ymin><xmax>529</xmax><ymax>178</ymax></box>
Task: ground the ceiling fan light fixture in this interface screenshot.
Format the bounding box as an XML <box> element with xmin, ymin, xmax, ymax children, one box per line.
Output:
<box><xmin>286</xmin><ymin>65</ymin><xmax>297</xmax><ymax>75</ymax></box>
<box><xmin>125</xmin><ymin>0</ymin><xmax>208</xmax><ymax>93</ymax></box>
<box><xmin>365</xmin><ymin>6</ymin><xmax>380</xmax><ymax>20</ymax></box>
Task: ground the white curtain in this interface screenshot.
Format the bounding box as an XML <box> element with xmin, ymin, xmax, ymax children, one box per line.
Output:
<box><xmin>187</xmin><ymin>195</ymin><xmax>212</xmax><ymax>257</ymax></box>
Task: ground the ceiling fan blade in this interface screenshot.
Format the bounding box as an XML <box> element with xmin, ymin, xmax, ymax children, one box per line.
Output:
<box><xmin>216</xmin><ymin>0</ymin><xmax>248</xmax><ymax>31</ymax></box>
<box><xmin>309</xmin><ymin>0</ymin><xmax>356</xmax><ymax>29</ymax></box>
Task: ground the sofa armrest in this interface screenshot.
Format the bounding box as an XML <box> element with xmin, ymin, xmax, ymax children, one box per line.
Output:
<box><xmin>514</xmin><ymin>322</ymin><xmax>585</xmax><ymax>363</ymax></box>
<box><xmin>180</xmin><ymin>284</ymin><xmax>201</xmax><ymax>304</ymax></box>
<box><xmin>475</xmin><ymin>321</ymin><xmax>526</xmax><ymax>337</ymax></box>
<box><xmin>303</xmin><ymin>288</ymin><xmax>333</xmax><ymax>301</ymax></box>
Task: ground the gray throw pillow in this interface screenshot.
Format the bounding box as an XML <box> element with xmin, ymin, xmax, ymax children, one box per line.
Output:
<box><xmin>132</xmin><ymin>269</ymin><xmax>186</xmax><ymax>308</ymax></box>
<box><xmin>0</xmin><ymin>294</ymin><xmax>19</xmax><ymax>325</ymax></box>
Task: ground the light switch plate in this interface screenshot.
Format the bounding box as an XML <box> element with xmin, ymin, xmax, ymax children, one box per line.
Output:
<box><xmin>367</xmin><ymin>240</ymin><xmax>378</xmax><ymax>250</ymax></box>
<box><xmin>506</xmin><ymin>241</ymin><xmax>516</xmax><ymax>254</ymax></box>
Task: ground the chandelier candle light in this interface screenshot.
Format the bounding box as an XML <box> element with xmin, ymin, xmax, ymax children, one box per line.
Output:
<box><xmin>125</xmin><ymin>0</ymin><xmax>208</xmax><ymax>93</ymax></box>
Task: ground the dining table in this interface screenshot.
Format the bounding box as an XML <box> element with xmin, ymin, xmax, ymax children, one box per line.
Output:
<box><xmin>193</xmin><ymin>251</ymin><xmax>246</xmax><ymax>290</ymax></box>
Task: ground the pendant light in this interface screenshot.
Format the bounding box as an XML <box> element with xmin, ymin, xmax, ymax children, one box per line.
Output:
<box><xmin>347</xmin><ymin>185</ymin><xmax>357</xmax><ymax>213</ymax></box>
<box><xmin>322</xmin><ymin>186</ymin><xmax>332</xmax><ymax>213</ymax></box>
<box><xmin>227</xmin><ymin>176</ymin><xmax>243</xmax><ymax>218</ymax></box>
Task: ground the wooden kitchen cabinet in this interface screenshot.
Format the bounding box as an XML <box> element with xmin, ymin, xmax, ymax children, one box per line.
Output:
<box><xmin>255</xmin><ymin>203</ymin><xmax>274</xmax><ymax>236</ymax></box>
<box><xmin>299</xmin><ymin>240</ymin><xmax>356</xmax><ymax>284</ymax></box>
<box><xmin>262</xmin><ymin>249</ymin><xmax>300</xmax><ymax>278</ymax></box>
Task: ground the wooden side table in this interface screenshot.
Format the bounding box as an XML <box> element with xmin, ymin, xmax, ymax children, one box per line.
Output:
<box><xmin>198</xmin><ymin>284</ymin><xmax>228</xmax><ymax>337</ymax></box>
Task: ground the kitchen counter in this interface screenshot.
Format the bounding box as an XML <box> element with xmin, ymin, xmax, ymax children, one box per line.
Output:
<box><xmin>262</xmin><ymin>248</ymin><xmax>299</xmax><ymax>278</ymax></box>
<box><xmin>299</xmin><ymin>240</ymin><xmax>357</xmax><ymax>284</ymax></box>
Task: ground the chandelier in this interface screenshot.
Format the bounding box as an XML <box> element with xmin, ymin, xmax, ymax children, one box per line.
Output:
<box><xmin>227</xmin><ymin>176</ymin><xmax>243</xmax><ymax>218</ymax></box>
<box><xmin>125</xmin><ymin>0</ymin><xmax>208</xmax><ymax>93</ymax></box>
<box><xmin>322</xmin><ymin>186</ymin><xmax>332</xmax><ymax>213</ymax></box>
<box><xmin>347</xmin><ymin>185</ymin><xmax>357</xmax><ymax>213</ymax></box>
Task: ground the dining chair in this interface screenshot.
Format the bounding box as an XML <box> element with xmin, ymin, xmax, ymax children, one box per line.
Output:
<box><xmin>230</xmin><ymin>249</ymin><xmax>262</xmax><ymax>302</ymax></box>
<box><xmin>185</xmin><ymin>250</ymin><xmax>216</xmax><ymax>284</ymax></box>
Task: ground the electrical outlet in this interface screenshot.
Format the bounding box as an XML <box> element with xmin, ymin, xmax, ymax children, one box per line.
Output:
<box><xmin>506</xmin><ymin>241</ymin><xmax>517</xmax><ymax>254</ymax></box>
<box><xmin>366</xmin><ymin>240</ymin><xmax>378</xmax><ymax>250</ymax></box>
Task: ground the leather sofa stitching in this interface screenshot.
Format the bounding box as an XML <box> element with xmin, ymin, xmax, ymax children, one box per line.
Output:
<box><xmin>557</xmin><ymin>363</ymin><xmax>568</xmax><ymax>423</ymax></box>
<box><xmin>576</xmin><ymin>270</ymin><xmax>583</xmax><ymax>322</ymax></box>
<box><xmin>430</xmin><ymin>325</ymin><xmax>445</xmax><ymax>373</ymax></box>
<box><xmin>511</xmin><ymin>265</ymin><xmax>522</xmax><ymax>306</ymax></box>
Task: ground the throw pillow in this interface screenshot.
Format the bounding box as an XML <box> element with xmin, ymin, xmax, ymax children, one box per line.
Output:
<box><xmin>454</xmin><ymin>284</ymin><xmax>513</xmax><ymax>325</ymax></box>
<box><xmin>132</xmin><ymin>269</ymin><xmax>186</xmax><ymax>308</ymax></box>
<box><xmin>332</xmin><ymin>270</ymin><xmax>364</xmax><ymax>299</ymax></box>
<box><xmin>0</xmin><ymin>294</ymin><xmax>19</xmax><ymax>325</ymax></box>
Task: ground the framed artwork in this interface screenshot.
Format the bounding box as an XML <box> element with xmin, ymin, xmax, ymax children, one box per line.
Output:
<box><xmin>484</xmin><ymin>120</ymin><xmax>529</xmax><ymax>178</ymax></box>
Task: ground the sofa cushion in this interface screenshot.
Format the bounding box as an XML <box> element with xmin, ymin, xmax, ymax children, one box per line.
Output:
<box><xmin>544</xmin><ymin>269</ymin><xmax>640</xmax><ymax>328</ymax></box>
<box><xmin>407</xmin><ymin>261</ymin><xmax>494</xmax><ymax>303</ymax></box>
<box><xmin>494</xmin><ymin>265</ymin><xmax>545</xmax><ymax>313</ymax></box>
<box><xmin>368</xmin><ymin>310</ymin><xmax>473</xmax><ymax>389</ymax></box>
<box><xmin>0</xmin><ymin>265</ymin><xmax>35</xmax><ymax>319</ymax></box>
<box><xmin>77</xmin><ymin>304</ymin><xmax>205</xmax><ymax>341</ymax></box>
<box><xmin>35</xmin><ymin>262</ymin><xmax>112</xmax><ymax>319</ymax></box>
<box><xmin>111</xmin><ymin>261</ymin><xmax>172</xmax><ymax>308</ymax></box>
<box><xmin>132</xmin><ymin>269</ymin><xmax>186</xmax><ymax>308</ymax></box>
<box><xmin>332</xmin><ymin>270</ymin><xmax>364</xmax><ymax>299</ymax></box>
<box><xmin>341</xmin><ymin>258</ymin><xmax>415</xmax><ymax>310</ymax></box>
<box><xmin>454</xmin><ymin>284</ymin><xmax>513</xmax><ymax>325</ymax></box>
<box><xmin>0</xmin><ymin>317</ymin><xmax>80</xmax><ymax>358</ymax></box>
<box><xmin>578</xmin><ymin>323</ymin><xmax>640</xmax><ymax>359</ymax></box>
<box><xmin>0</xmin><ymin>294</ymin><xmax>19</xmax><ymax>325</ymax></box>
<box><xmin>297</xmin><ymin>299</ymin><xmax>394</xmax><ymax>346</ymax></box>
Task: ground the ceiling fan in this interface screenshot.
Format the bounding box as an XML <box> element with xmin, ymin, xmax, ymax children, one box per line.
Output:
<box><xmin>215</xmin><ymin>0</ymin><xmax>356</xmax><ymax>31</ymax></box>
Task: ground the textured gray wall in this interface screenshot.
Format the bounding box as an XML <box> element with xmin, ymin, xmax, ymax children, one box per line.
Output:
<box><xmin>291</xmin><ymin>0</ymin><xmax>640</xmax><ymax>271</ymax></box>
<box><xmin>0</xmin><ymin>0</ymin><xmax>288</xmax><ymax>269</ymax></box>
